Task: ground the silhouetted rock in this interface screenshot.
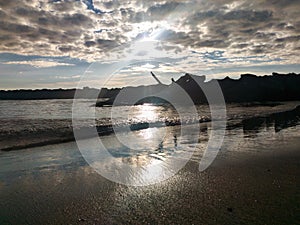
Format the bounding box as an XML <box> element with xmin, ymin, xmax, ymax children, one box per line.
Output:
<box><xmin>193</xmin><ymin>72</ymin><xmax>300</xmax><ymax>103</ymax></box>
<box><xmin>1</xmin><ymin>72</ymin><xmax>300</xmax><ymax>104</ymax></box>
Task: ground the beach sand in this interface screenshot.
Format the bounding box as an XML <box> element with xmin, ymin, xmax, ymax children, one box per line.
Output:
<box><xmin>0</xmin><ymin>130</ymin><xmax>299</xmax><ymax>225</ymax></box>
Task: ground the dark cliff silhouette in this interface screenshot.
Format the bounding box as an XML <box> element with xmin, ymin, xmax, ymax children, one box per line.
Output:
<box><xmin>96</xmin><ymin>72</ymin><xmax>300</xmax><ymax>106</ymax></box>
<box><xmin>1</xmin><ymin>72</ymin><xmax>300</xmax><ymax>103</ymax></box>
<box><xmin>218</xmin><ymin>72</ymin><xmax>300</xmax><ymax>102</ymax></box>
<box><xmin>172</xmin><ymin>72</ymin><xmax>300</xmax><ymax>104</ymax></box>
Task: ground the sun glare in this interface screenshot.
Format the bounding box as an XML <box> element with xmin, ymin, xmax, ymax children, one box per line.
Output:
<box><xmin>136</xmin><ymin>104</ymin><xmax>158</xmax><ymax>121</ymax></box>
<box><xmin>139</xmin><ymin>27</ymin><xmax>163</xmax><ymax>42</ymax></box>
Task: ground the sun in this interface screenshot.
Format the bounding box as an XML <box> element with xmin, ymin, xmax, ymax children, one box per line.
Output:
<box><xmin>140</xmin><ymin>27</ymin><xmax>164</xmax><ymax>42</ymax></box>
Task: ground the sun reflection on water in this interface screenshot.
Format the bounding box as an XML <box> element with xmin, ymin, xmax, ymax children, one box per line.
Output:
<box><xmin>137</xmin><ymin>128</ymin><xmax>153</xmax><ymax>140</ymax></box>
<box><xmin>135</xmin><ymin>104</ymin><xmax>159</xmax><ymax>122</ymax></box>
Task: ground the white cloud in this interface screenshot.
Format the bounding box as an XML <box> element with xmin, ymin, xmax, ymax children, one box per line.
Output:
<box><xmin>3</xmin><ymin>60</ymin><xmax>75</xmax><ymax>68</ymax></box>
<box><xmin>54</xmin><ymin>75</ymin><xmax>81</xmax><ymax>80</ymax></box>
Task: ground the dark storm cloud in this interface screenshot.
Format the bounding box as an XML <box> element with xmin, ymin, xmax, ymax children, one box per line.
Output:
<box><xmin>147</xmin><ymin>1</ymin><xmax>183</xmax><ymax>19</ymax></box>
<box><xmin>32</xmin><ymin>13</ymin><xmax>94</xmax><ymax>29</ymax></box>
<box><xmin>61</xmin><ymin>13</ymin><xmax>93</xmax><ymax>27</ymax></box>
<box><xmin>96</xmin><ymin>39</ymin><xmax>119</xmax><ymax>50</ymax></box>
<box><xmin>84</xmin><ymin>41</ymin><xmax>97</xmax><ymax>47</ymax></box>
<box><xmin>222</xmin><ymin>10</ymin><xmax>273</xmax><ymax>22</ymax></box>
<box><xmin>195</xmin><ymin>40</ymin><xmax>229</xmax><ymax>48</ymax></box>
<box><xmin>160</xmin><ymin>29</ymin><xmax>190</xmax><ymax>43</ymax></box>
<box><xmin>0</xmin><ymin>21</ymin><xmax>36</xmax><ymax>34</ymax></box>
<box><xmin>102</xmin><ymin>1</ymin><xmax>119</xmax><ymax>9</ymax></box>
<box><xmin>275</xmin><ymin>35</ymin><xmax>300</xmax><ymax>43</ymax></box>
<box><xmin>58</xmin><ymin>46</ymin><xmax>73</xmax><ymax>52</ymax></box>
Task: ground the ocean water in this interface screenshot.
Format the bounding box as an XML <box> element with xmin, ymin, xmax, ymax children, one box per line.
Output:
<box><xmin>0</xmin><ymin>99</ymin><xmax>299</xmax><ymax>151</ymax></box>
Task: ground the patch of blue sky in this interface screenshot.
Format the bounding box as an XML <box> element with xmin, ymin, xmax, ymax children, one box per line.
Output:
<box><xmin>0</xmin><ymin>53</ymin><xmax>90</xmax><ymax>67</ymax></box>
<box><xmin>82</xmin><ymin>0</ymin><xmax>113</xmax><ymax>14</ymax></box>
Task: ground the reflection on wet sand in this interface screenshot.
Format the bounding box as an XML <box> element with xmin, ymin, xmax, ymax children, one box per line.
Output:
<box><xmin>228</xmin><ymin>105</ymin><xmax>300</xmax><ymax>137</ymax></box>
<box><xmin>120</xmin><ymin>132</ymin><xmax>179</xmax><ymax>166</ymax></box>
<box><xmin>90</xmin><ymin>124</ymin><xmax>201</xmax><ymax>185</ymax></box>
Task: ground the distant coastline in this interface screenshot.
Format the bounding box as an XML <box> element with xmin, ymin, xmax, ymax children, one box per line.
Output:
<box><xmin>1</xmin><ymin>72</ymin><xmax>300</xmax><ymax>103</ymax></box>
<box><xmin>0</xmin><ymin>87</ymin><xmax>99</xmax><ymax>100</ymax></box>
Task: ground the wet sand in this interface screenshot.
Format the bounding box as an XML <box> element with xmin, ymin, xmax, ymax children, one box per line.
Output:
<box><xmin>0</xmin><ymin>133</ymin><xmax>299</xmax><ymax>225</ymax></box>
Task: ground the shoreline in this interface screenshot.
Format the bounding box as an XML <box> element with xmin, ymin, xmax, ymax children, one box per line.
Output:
<box><xmin>1</xmin><ymin>103</ymin><xmax>300</xmax><ymax>152</ymax></box>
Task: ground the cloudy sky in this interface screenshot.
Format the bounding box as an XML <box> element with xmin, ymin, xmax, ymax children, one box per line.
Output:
<box><xmin>0</xmin><ymin>0</ymin><xmax>300</xmax><ymax>89</ymax></box>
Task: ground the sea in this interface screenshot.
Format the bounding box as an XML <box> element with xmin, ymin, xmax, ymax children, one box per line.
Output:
<box><xmin>0</xmin><ymin>99</ymin><xmax>300</xmax><ymax>150</ymax></box>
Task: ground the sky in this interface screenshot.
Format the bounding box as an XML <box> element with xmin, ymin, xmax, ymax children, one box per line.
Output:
<box><xmin>0</xmin><ymin>0</ymin><xmax>300</xmax><ymax>89</ymax></box>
